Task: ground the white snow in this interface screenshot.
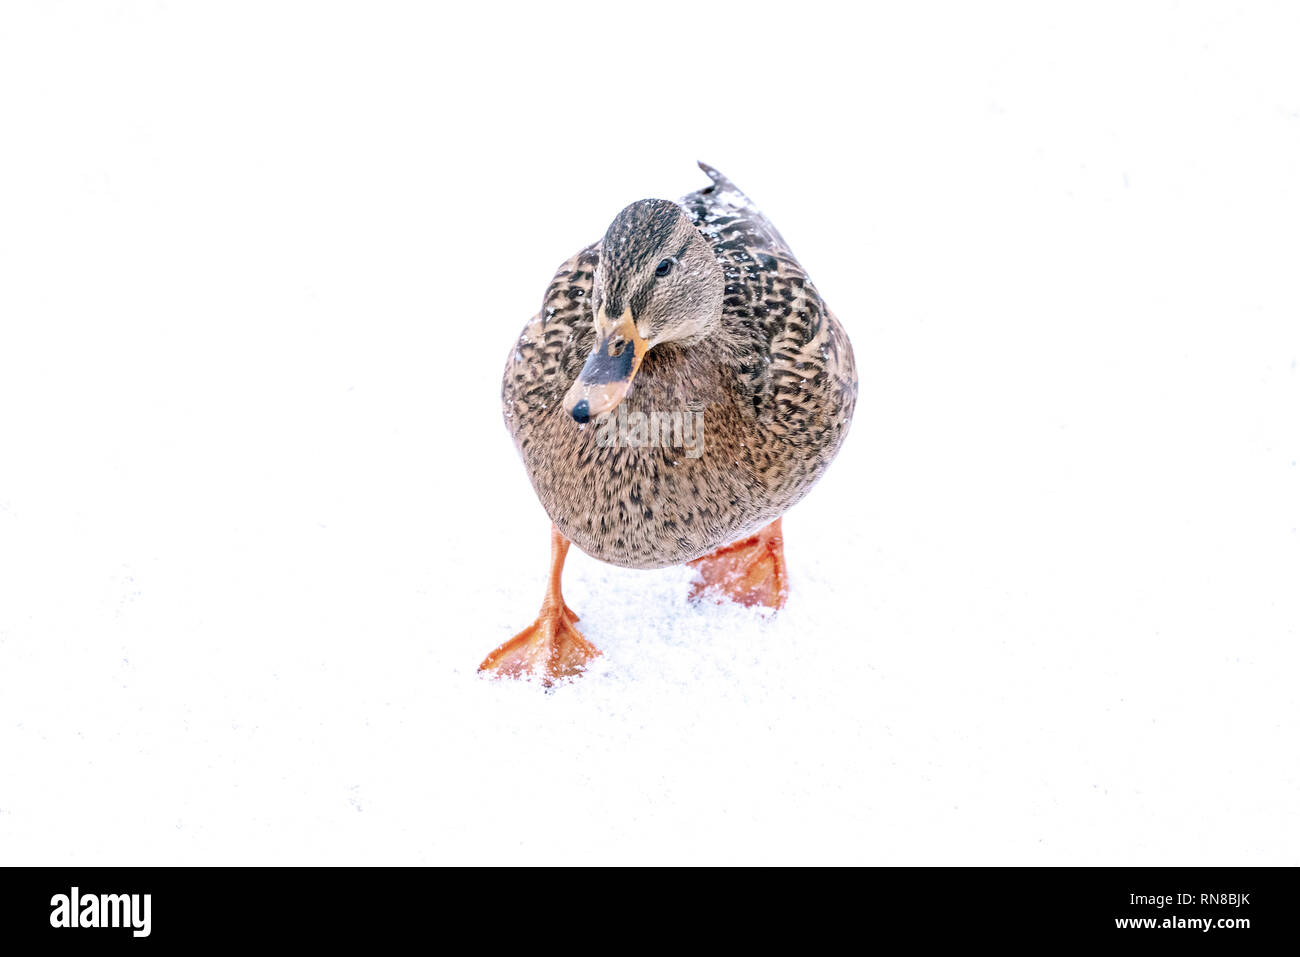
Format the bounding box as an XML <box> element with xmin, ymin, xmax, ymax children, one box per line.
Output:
<box><xmin>0</xmin><ymin>3</ymin><xmax>1297</xmax><ymax>864</ymax></box>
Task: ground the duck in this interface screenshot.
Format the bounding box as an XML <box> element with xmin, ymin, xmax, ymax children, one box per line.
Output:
<box><xmin>482</xmin><ymin>163</ymin><xmax>857</xmax><ymax>683</ymax></box>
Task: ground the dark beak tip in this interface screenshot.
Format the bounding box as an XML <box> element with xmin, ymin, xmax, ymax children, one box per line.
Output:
<box><xmin>571</xmin><ymin>399</ymin><xmax>590</xmax><ymax>424</ymax></box>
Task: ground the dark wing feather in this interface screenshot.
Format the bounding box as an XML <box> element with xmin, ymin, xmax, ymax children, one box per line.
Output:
<box><xmin>681</xmin><ymin>163</ymin><xmax>857</xmax><ymax>433</ymax></box>
<box><xmin>501</xmin><ymin>244</ymin><xmax>599</xmax><ymax>441</ymax></box>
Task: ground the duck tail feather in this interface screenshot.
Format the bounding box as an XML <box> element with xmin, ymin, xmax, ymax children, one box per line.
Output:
<box><xmin>697</xmin><ymin>160</ymin><xmax>733</xmax><ymax>188</ymax></box>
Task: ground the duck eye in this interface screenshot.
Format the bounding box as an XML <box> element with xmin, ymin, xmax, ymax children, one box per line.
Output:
<box><xmin>654</xmin><ymin>258</ymin><xmax>673</xmax><ymax>277</ymax></box>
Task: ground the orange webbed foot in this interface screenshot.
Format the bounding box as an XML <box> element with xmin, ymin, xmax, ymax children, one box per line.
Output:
<box><xmin>687</xmin><ymin>518</ymin><xmax>789</xmax><ymax>610</ymax></box>
<box><xmin>479</xmin><ymin>527</ymin><xmax>598</xmax><ymax>686</ymax></box>
<box><xmin>478</xmin><ymin>601</ymin><xmax>601</xmax><ymax>685</ymax></box>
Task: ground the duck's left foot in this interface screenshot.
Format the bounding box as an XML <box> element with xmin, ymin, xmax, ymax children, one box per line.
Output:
<box><xmin>687</xmin><ymin>518</ymin><xmax>788</xmax><ymax>609</ymax></box>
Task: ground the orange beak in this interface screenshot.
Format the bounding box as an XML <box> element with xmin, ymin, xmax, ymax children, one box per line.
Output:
<box><xmin>563</xmin><ymin>308</ymin><xmax>648</xmax><ymax>423</ymax></box>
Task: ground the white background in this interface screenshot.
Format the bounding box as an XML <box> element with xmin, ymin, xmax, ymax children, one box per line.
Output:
<box><xmin>0</xmin><ymin>2</ymin><xmax>1296</xmax><ymax>864</ymax></box>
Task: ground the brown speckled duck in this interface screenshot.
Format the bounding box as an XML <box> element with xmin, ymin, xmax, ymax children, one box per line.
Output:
<box><xmin>482</xmin><ymin>163</ymin><xmax>857</xmax><ymax>683</ymax></box>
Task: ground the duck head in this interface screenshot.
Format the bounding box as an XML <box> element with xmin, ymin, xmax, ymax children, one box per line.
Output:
<box><xmin>564</xmin><ymin>199</ymin><xmax>724</xmax><ymax>423</ymax></box>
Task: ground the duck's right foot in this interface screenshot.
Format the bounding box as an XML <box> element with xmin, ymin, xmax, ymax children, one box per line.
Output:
<box><xmin>478</xmin><ymin>526</ymin><xmax>599</xmax><ymax>686</ymax></box>
<box><xmin>478</xmin><ymin>602</ymin><xmax>601</xmax><ymax>685</ymax></box>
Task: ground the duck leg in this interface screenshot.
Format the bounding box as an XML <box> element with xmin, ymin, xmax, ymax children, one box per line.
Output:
<box><xmin>687</xmin><ymin>517</ymin><xmax>789</xmax><ymax>609</ymax></box>
<box><xmin>479</xmin><ymin>526</ymin><xmax>601</xmax><ymax>684</ymax></box>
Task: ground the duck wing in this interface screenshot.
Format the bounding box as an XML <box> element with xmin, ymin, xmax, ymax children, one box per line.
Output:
<box><xmin>682</xmin><ymin>163</ymin><xmax>858</xmax><ymax>433</ymax></box>
<box><xmin>502</xmin><ymin>244</ymin><xmax>599</xmax><ymax>441</ymax></box>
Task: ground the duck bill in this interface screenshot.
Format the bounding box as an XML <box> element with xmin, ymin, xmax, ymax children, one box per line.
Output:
<box><xmin>563</xmin><ymin>309</ymin><xmax>648</xmax><ymax>423</ymax></box>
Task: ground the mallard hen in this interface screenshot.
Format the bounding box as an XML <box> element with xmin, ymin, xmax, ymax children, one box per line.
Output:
<box><xmin>483</xmin><ymin>163</ymin><xmax>857</xmax><ymax>682</ymax></box>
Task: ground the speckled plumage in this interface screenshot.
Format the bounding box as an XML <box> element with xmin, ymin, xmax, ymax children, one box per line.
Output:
<box><xmin>502</xmin><ymin>164</ymin><xmax>857</xmax><ymax>569</ymax></box>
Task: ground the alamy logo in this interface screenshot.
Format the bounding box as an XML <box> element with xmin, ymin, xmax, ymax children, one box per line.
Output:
<box><xmin>49</xmin><ymin>886</ymin><xmax>151</xmax><ymax>938</ymax></box>
<box><xmin>593</xmin><ymin>404</ymin><xmax>705</xmax><ymax>459</ymax></box>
